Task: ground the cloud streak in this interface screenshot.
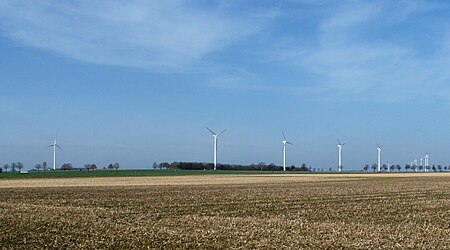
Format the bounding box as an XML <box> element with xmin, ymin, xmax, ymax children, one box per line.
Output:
<box><xmin>266</xmin><ymin>1</ymin><xmax>450</xmax><ymax>102</ymax></box>
<box><xmin>0</xmin><ymin>0</ymin><xmax>273</xmax><ymax>72</ymax></box>
<box><xmin>1</xmin><ymin>1</ymin><xmax>450</xmax><ymax>103</ymax></box>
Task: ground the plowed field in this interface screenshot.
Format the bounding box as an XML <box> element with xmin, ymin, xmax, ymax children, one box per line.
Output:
<box><xmin>1</xmin><ymin>173</ymin><xmax>449</xmax><ymax>249</ymax></box>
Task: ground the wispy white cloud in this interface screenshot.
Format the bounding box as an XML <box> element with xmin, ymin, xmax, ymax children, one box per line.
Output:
<box><xmin>2</xmin><ymin>0</ymin><xmax>450</xmax><ymax>103</ymax></box>
<box><xmin>206</xmin><ymin>70</ymin><xmax>276</xmax><ymax>93</ymax></box>
<box><xmin>266</xmin><ymin>1</ymin><xmax>450</xmax><ymax>102</ymax></box>
<box><xmin>0</xmin><ymin>0</ymin><xmax>275</xmax><ymax>72</ymax></box>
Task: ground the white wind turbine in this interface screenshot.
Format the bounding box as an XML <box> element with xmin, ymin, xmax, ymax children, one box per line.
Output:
<box><xmin>337</xmin><ymin>139</ymin><xmax>345</xmax><ymax>172</ymax></box>
<box><xmin>206</xmin><ymin>127</ymin><xmax>227</xmax><ymax>170</ymax></box>
<box><xmin>48</xmin><ymin>137</ymin><xmax>63</xmax><ymax>170</ymax></box>
<box><xmin>376</xmin><ymin>143</ymin><xmax>383</xmax><ymax>172</ymax></box>
<box><xmin>282</xmin><ymin>131</ymin><xmax>293</xmax><ymax>172</ymax></box>
<box><xmin>425</xmin><ymin>153</ymin><xmax>430</xmax><ymax>172</ymax></box>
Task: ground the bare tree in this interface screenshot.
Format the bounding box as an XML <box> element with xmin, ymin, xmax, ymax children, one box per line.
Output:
<box><xmin>389</xmin><ymin>165</ymin><xmax>395</xmax><ymax>172</ymax></box>
<box><xmin>3</xmin><ymin>164</ymin><xmax>9</xmax><ymax>172</ymax></box>
<box><xmin>113</xmin><ymin>163</ymin><xmax>120</xmax><ymax>171</ymax></box>
<box><xmin>371</xmin><ymin>164</ymin><xmax>377</xmax><ymax>172</ymax></box>
<box><xmin>257</xmin><ymin>162</ymin><xmax>266</xmax><ymax>171</ymax></box>
<box><xmin>17</xmin><ymin>162</ymin><xmax>24</xmax><ymax>172</ymax></box>
<box><xmin>35</xmin><ymin>164</ymin><xmax>42</xmax><ymax>171</ymax></box>
<box><xmin>405</xmin><ymin>164</ymin><xmax>411</xmax><ymax>172</ymax></box>
<box><xmin>11</xmin><ymin>163</ymin><xmax>16</xmax><ymax>172</ymax></box>
<box><xmin>61</xmin><ymin>163</ymin><xmax>73</xmax><ymax>171</ymax></box>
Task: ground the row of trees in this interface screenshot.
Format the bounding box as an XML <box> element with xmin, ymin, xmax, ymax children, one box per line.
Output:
<box><xmin>1</xmin><ymin>162</ymin><xmax>25</xmax><ymax>173</ymax></box>
<box><xmin>62</xmin><ymin>163</ymin><xmax>120</xmax><ymax>171</ymax></box>
<box><xmin>363</xmin><ymin>164</ymin><xmax>450</xmax><ymax>172</ymax></box>
<box><xmin>154</xmin><ymin>162</ymin><xmax>314</xmax><ymax>171</ymax></box>
<box><xmin>0</xmin><ymin>162</ymin><xmax>120</xmax><ymax>172</ymax></box>
<box><xmin>34</xmin><ymin>162</ymin><xmax>48</xmax><ymax>171</ymax></box>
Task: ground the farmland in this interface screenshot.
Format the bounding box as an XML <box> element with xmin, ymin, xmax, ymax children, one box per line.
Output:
<box><xmin>0</xmin><ymin>169</ymin><xmax>274</xmax><ymax>179</ymax></box>
<box><xmin>0</xmin><ymin>173</ymin><xmax>449</xmax><ymax>249</ymax></box>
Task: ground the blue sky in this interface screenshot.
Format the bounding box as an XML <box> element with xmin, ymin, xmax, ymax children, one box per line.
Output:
<box><xmin>1</xmin><ymin>0</ymin><xmax>450</xmax><ymax>170</ymax></box>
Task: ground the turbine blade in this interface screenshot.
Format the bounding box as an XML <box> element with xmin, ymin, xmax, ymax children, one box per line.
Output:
<box><xmin>206</xmin><ymin>127</ymin><xmax>215</xmax><ymax>135</ymax></box>
<box><xmin>282</xmin><ymin>131</ymin><xmax>286</xmax><ymax>140</ymax></box>
<box><xmin>56</xmin><ymin>144</ymin><xmax>63</xmax><ymax>151</ymax></box>
<box><xmin>286</xmin><ymin>141</ymin><xmax>293</xmax><ymax>145</ymax></box>
<box><xmin>217</xmin><ymin>129</ymin><xmax>227</xmax><ymax>136</ymax></box>
<box><xmin>47</xmin><ymin>145</ymin><xmax>53</xmax><ymax>147</ymax></box>
<box><xmin>337</xmin><ymin>138</ymin><xmax>341</xmax><ymax>145</ymax></box>
<box><xmin>376</xmin><ymin>143</ymin><xmax>380</xmax><ymax>148</ymax></box>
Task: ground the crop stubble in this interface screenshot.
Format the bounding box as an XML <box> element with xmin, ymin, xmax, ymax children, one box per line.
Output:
<box><xmin>0</xmin><ymin>173</ymin><xmax>449</xmax><ymax>249</ymax></box>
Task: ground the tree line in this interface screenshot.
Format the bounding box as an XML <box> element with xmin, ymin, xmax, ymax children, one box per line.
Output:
<box><xmin>1</xmin><ymin>162</ymin><xmax>25</xmax><ymax>173</ymax></box>
<box><xmin>362</xmin><ymin>163</ymin><xmax>449</xmax><ymax>172</ymax></box>
<box><xmin>0</xmin><ymin>162</ymin><xmax>120</xmax><ymax>172</ymax></box>
<box><xmin>154</xmin><ymin>162</ymin><xmax>317</xmax><ymax>171</ymax></box>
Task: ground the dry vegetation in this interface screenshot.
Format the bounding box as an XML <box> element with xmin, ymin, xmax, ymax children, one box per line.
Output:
<box><xmin>0</xmin><ymin>173</ymin><xmax>449</xmax><ymax>249</ymax></box>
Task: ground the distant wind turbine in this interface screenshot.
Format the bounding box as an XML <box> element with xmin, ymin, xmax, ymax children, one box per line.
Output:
<box><xmin>424</xmin><ymin>153</ymin><xmax>430</xmax><ymax>172</ymax></box>
<box><xmin>282</xmin><ymin>131</ymin><xmax>293</xmax><ymax>172</ymax></box>
<box><xmin>206</xmin><ymin>127</ymin><xmax>226</xmax><ymax>170</ymax></box>
<box><xmin>337</xmin><ymin>139</ymin><xmax>345</xmax><ymax>172</ymax></box>
<box><xmin>376</xmin><ymin>144</ymin><xmax>383</xmax><ymax>172</ymax></box>
<box><xmin>48</xmin><ymin>137</ymin><xmax>63</xmax><ymax>170</ymax></box>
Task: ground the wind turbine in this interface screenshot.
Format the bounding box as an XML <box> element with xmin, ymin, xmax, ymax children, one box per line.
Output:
<box><xmin>281</xmin><ymin>131</ymin><xmax>293</xmax><ymax>172</ymax></box>
<box><xmin>48</xmin><ymin>137</ymin><xmax>63</xmax><ymax>170</ymax></box>
<box><xmin>206</xmin><ymin>127</ymin><xmax>226</xmax><ymax>170</ymax></box>
<box><xmin>425</xmin><ymin>153</ymin><xmax>430</xmax><ymax>172</ymax></box>
<box><xmin>337</xmin><ymin>139</ymin><xmax>345</xmax><ymax>172</ymax></box>
<box><xmin>376</xmin><ymin>144</ymin><xmax>383</xmax><ymax>172</ymax></box>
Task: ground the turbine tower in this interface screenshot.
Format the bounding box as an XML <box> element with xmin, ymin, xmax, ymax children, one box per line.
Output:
<box><xmin>206</xmin><ymin>127</ymin><xmax>227</xmax><ymax>170</ymax></box>
<box><xmin>425</xmin><ymin>153</ymin><xmax>430</xmax><ymax>172</ymax></box>
<box><xmin>281</xmin><ymin>131</ymin><xmax>293</xmax><ymax>172</ymax></box>
<box><xmin>337</xmin><ymin>139</ymin><xmax>345</xmax><ymax>172</ymax></box>
<box><xmin>376</xmin><ymin>144</ymin><xmax>383</xmax><ymax>172</ymax></box>
<box><xmin>48</xmin><ymin>137</ymin><xmax>63</xmax><ymax>170</ymax></box>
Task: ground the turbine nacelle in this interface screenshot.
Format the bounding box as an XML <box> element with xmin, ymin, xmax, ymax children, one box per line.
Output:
<box><xmin>206</xmin><ymin>127</ymin><xmax>226</xmax><ymax>137</ymax></box>
<box><xmin>282</xmin><ymin>140</ymin><xmax>292</xmax><ymax>146</ymax></box>
<box><xmin>281</xmin><ymin>131</ymin><xmax>293</xmax><ymax>145</ymax></box>
<box><xmin>48</xmin><ymin>138</ymin><xmax>63</xmax><ymax>151</ymax></box>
